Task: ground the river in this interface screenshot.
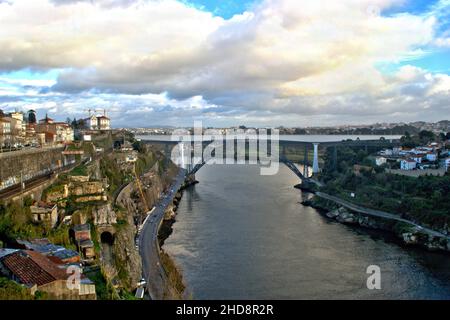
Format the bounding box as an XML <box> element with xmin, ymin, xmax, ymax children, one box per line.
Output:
<box><xmin>164</xmin><ymin>163</ymin><xmax>450</xmax><ymax>300</ymax></box>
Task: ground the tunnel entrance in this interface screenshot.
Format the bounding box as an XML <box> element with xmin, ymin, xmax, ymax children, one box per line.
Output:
<box><xmin>100</xmin><ymin>231</ymin><xmax>114</xmax><ymax>245</ymax></box>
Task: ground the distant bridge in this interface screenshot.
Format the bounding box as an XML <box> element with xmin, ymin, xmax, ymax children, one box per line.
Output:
<box><xmin>142</xmin><ymin>136</ymin><xmax>400</xmax><ymax>184</ymax></box>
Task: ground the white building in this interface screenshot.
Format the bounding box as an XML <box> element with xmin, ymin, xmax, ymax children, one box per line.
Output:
<box><xmin>375</xmin><ymin>156</ymin><xmax>387</xmax><ymax>166</ymax></box>
<box><xmin>85</xmin><ymin>114</ymin><xmax>111</xmax><ymax>130</ymax></box>
<box><xmin>380</xmin><ymin>149</ymin><xmax>393</xmax><ymax>156</ymax></box>
<box><xmin>400</xmin><ymin>159</ymin><xmax>417</xmax><ymax>170</ymax></box>
<box><xmin>411</xmin><ymin>155</ymin><xmax>424</xmax><ymax>164</ymax></box>
<box><xmin>444</xmin><ymin>158</ymin><xmax>450</xmax><ymax>171</ymax></box>
<box><xmin>97</xmin><ymin>116</ymin><xmax>110</xmax><ymax>130</ymax></box>
<box><xmin>426</xmin><ymin>153</ymin><xmax>437</xmax><ymax>162</ymax></box>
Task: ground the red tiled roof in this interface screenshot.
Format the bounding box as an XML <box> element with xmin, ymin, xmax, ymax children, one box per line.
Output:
<box><xmin>1</xmin><ymin>250</ymin><xmax>68</xmax><ymax>286</ymax></box>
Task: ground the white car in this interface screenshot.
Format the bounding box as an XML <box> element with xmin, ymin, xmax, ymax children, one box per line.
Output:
<box><xmin>137</xmin><ymin>278</ymin><xmax>147</xmax><ymax>287</ymax></box>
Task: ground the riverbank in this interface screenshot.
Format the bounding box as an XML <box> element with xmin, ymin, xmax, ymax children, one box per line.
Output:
<box><xmin>302</xmin><ymin>192</ymin><xmax>450</xmax><ymax>253</ymax></box>
<box><xmin>157</xmin><ymin>177</ymin><xmax>199</xmax><ymax>299</ymax></box>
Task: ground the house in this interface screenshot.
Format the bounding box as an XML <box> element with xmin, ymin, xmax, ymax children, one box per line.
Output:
<box><xmin>73</xmin><ymin>224</ymin><xmax>95</xmax><ymax>260</ymax></box>
<box><xmin>0</xmin><ymin>117</ymin><xmax>11</xmax><ymax>146</ymax></box>
<box><xmin>36</xmin><ymin>115</ymin><xmax>74</xmax><ymax>143</ymax></box>
<box><xmin>0</xmin><ymin>249</ymin><xmax>19</xmax><ymax>260</ymax></box>
<box><xmin>79</xmin><ymin>240</ymin><xmax>95</xmax><ymax>260</ymax></box>
<box><xmin>85</xmin><ymin>114</ymin><xmax>111</xmax><ymax>131</ymax></box>
<box><xmin>401</xmin><ymin>159</ymin><xmax>417</xmax><ymax>170</ymax></box>
<box><xmin>16</xmin><ymin>239</ymin><xmax>80</xmax><ymax>265</ymax></box>
<box><xmin>0</xmin><ymin>250</ymin><xmax>96</xmax><ymax>300</ymax></box>
<box><xmin>411</xmin><ymin>155</ymin><xmax>424</xmax><ymax>164</ymax></box>
<box><xmin>47</xmin><ymin>249</ymin><xmax>81</xmax><ymax>265</ymax></box>
<box><xmin>73</xmin><ymin>224</ymin><xmax>91</xmax><ymax>242</ymax></box>
<box><xmin>86</xmin><ymin>115</ymin><xmax>99</xmax><ymax>130</ymax></box>
<box><xmin>444</xmin><ymin>158</ymin><xmax>450</xmax><ymax>171</ymax></box>
<box><xmin>426</xmin><ymin>152</ymin><xmax>437</xmax><ymax>162</ymax></box>
<box><xmin>30</xmin><ymin>202</ymin><xmax>58</xmax><ymax>228</ymax></box>
<box><xmin>375</xmin><ymin>156</ymin><xmax>387</xmax><ymax>166</ymax></box>
<box><xmin>380</xmin><ymin>149</ymin><xmax>393</xmax><ymax>156</ymax></box>
<box><xmin>97</xmin><ymin>116</ymin><xmax>110</xmax><ymax>130</ymax></box>
<box><xmin>9</xmin><ymin>112</ymin><xmax>24</xmax><ymax>139</ymax></box>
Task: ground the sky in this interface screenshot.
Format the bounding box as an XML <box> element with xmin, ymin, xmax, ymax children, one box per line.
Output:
<box><xmin>0</xmin><ymin>0</ymin><xmax>449</xmax><ymax>128</ymax></box>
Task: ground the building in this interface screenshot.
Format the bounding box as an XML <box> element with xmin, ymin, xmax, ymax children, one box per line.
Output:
<box><xmin>9</xmin><ymin>112</ymin><xmax>25</xmax><ymax>139</ymax></box>
<box><xmin>411</xmin><ymin>155</ymin><xmax>424</xmax><ymax>164</ymax></box>
<box><xmin>36</xmin><ymin>115</ymin><xmax>74</xmax><ymax>144</ymax></box>
<box><xmin>16</xmin><ymin>239</ymin><xmax>80</xmax><ymax>265</ymax></box>
<box><xmin>30</xmin><ymin>202</ymin><xmax>58</xmax><ymax>228</ymax></box>
<box><xmin>375</xmin><ymin>156</ymin><xmax>387</xmax><ymax>166</ymax></box>
<box><xmin>73</xmin><ymin>224</ymin><xmax>95</xmax><ymax>260</ymax></box>
<box><xmin>97</xmin><ymin>116</ymin><xmax>111</xmax><ymax>130</ymax></box>
<box><xmin>444</xmin><ymin>158</ymin><xmax>450</xmax><ymax>171</ymax></box>
<box><xmin>0</xmin><ymin>117</ymin><xmax>11</xmax><ymax>147</ymax></box>
<box><xmin>79</xmin><ymin>240</ymin><xmax>95</xmax><ymax>260</ymax></box>
<box><xmin>55</xmin><ymin>122</ymin><xmax>74</xmax><ymax>143</ymax></box>
<box><xmin>47</xmin><ymin>249</ymin><xmax>80</xmax><ymax>265</ymax></box>
<box><xmin>380</xmin><ymin>149</ymin><xmax>393</xmax><ymax>156</ymax></box>
<box><xmin>0</xmin><ymin>250</ymin><xmax>95</xmax><ymax>300</ymax></box>
<box><xmin>73</xmin><ymin>224</ymin><xmax>91</xmax><ymax>242</ymax></box>
<box><xmin>85</xmin><ymin>114</ymin><xmax>111</xmax><ymax>131</ymax></box>
<box><xmin>401</xmin><ymin>159</ymin><xmax>417</xmax><ymax>170</ymax></box>
<box><xmin>426</xmin><ymin>152</ymin><xmax>437</xmax><ymax>162</ymax></box>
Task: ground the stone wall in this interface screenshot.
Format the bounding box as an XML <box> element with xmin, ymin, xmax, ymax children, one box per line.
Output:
<box><xmin>0</xmin><ymin>147</ymin><xmax>66</xmax><ymax>190</ymax></box>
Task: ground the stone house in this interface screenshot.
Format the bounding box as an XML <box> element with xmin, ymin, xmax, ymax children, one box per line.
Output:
<box><xmin>30</xmin><ymin>202</ymin><xmax>58</xmax><ymax>228</ymax></box>
<box><xmin>73</xmin><ymin>224</ymin><xmax>95</xmax><ymax>260</ymax></box>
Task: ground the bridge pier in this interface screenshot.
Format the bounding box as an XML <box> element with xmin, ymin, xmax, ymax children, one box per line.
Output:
<box><xmin>312</xmin><ymin>143</ymin><xmax>319</xmax><ymax>174</ymax></box>
<box><xmin>303</xmin><ymin>145</ymin><xmax>309</xmax><ymax>177</ymax></box>
<box><xmin>333</xmin><ymin>145</ymin><xmax>338</xmax><ymax>170</ymax></box>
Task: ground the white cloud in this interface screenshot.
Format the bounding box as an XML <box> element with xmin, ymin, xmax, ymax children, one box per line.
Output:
<box><xmin>0</xmin><ymin>0</ymin><xmax>448</xmax><ymax>126</ymax></box>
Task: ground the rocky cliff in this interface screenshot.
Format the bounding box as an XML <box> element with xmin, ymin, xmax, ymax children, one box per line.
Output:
<box><xmin>316</xmin><ymin>202</ymin><xmax>450</xmax><ymax>253</ymax></box>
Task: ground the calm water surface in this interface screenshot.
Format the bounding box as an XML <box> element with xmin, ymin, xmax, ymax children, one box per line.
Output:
<box><xmin>164</xmin><ymin>164</ymin><xmax>450</xmax><ymax>299</ymax></box>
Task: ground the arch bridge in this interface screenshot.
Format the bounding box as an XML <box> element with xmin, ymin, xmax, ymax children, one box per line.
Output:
<box><xmin>144</xmin><ymin>137</ymin><xmax>400</xmax><ymax>185</ymax></box>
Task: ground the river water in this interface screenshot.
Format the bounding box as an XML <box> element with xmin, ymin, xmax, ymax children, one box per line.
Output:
<box><xmin>164</xmin><ymin>163</ymin><xmax>450</xmax><ymax>300</ymax></box>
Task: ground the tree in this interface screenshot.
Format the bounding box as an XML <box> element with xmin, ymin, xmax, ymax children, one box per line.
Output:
<box><xmin>418</xmin><ymin>130</ymin><xmax>435</xmax><ymax>143</ymax></box>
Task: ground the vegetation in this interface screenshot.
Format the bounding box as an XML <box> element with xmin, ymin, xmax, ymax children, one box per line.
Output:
<box><xmin>319</xmin><ymin>137</ymin><xmax>450</xmax><ymax>230</ymax></box>
<box><xmin>100</xmin><ymin>155</ymin><xmax>131</xmax><ymax>196</ymax></box>
<box><xmin>70</xmin><ymin>163</ymin><xmax>89</xmax><ymax>176</ymax></box>
<box><xmin>0</xmin><ymin>201</ymin><xmax>76</xmax><ymax>249</ymax></box>
<box><xmin>0</xmin><ymin>277</ymin><xmax>35</xmax><ymax>300</ymax></box>
<box><xmin>85</xmin><ymin>268</ymin><xmax>118</xmax><ymax>300</ymax></box>
<box><xmin>160</xmin><ymin>250</ymin><xmax>185</xmax><ymax>297</ymax></box>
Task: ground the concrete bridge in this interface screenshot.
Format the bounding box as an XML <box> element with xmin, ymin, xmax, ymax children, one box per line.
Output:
<box><xmin>143</xmin><ymin>136</ymin><xmax>400</xmax><ymax>184</ymax></box>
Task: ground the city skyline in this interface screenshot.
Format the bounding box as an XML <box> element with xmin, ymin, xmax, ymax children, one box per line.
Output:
<box><xmin>0</xmin><ymin>0</ymin><xmax>450</xmax><ymax>128</ymax></box>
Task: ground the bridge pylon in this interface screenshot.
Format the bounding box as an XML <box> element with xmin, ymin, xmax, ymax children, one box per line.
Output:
<box><xmin>312</xmin><ymin>143</ymin><xmax>320</xmax><ymax>174</ymax></box>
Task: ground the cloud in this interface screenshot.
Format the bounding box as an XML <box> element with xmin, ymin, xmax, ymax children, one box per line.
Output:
<box><xmin>0</xmin><ymin>0</ymin><xmax>449</xmax><ymax>126</ymax></box>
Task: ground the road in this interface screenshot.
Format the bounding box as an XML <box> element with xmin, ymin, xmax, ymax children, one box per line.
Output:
<box><xmin>139</xmin><ymin>168</ymin><xmax>186</xmax><ymax>300</ymax></box>
<box><xmin>316</xmin><ymin>192</ymin><xmax>450</xmax><ymax>240</ymax></box>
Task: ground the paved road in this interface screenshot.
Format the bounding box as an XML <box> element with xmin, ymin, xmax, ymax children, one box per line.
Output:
<box><xmin>139</xmin><ymin>168</ymin><xmax>186</xmax><ymax>300</ymax></box>
<box><xmin>316</xmin><ymin>192</ymin><xmax>450</xmax><ymax>240</ymax></box>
